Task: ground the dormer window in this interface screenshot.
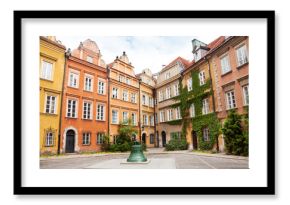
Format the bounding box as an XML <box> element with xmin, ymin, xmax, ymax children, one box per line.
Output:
<box><xmin>86</xmin><ymin>56</ymin><xmax>93</xmax><ymax>63</ymax></box>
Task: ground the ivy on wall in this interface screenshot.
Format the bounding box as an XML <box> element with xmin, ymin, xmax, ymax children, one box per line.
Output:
<box><xmin>171</xmin><ymin>70</ymin><xmax>220</xmax><ymax>150</ymax></box>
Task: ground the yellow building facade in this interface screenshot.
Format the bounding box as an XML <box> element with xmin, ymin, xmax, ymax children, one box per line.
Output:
<box><xmin>39</xmin><ymin>36</ymin><xmax>66</xmax><ymax>155</ymax></box>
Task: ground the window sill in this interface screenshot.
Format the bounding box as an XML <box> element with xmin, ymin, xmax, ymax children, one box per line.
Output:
<box><xmin>82</xmin><ymin>144</ymin><xmax>91</xmax><ymax>146</ymax></box>
<box><xmin>44</xmin><ymin>145</ymin><xmax>54</xmax><ymax>147</ymax></box>
<box><xmin>84</xmin><ymin>90</ymin><xmax>93</xmax><ymax>93</ymax></box>
<box><xmin>65</xmin><ymin>116</ymin><xmax>78</xmax><ymax>119</ymax></box>
<box><xmin>97</xmin><ymin>93</ymin><xmax>106</xmax><ymax>96</ymax></box>
<box><xmin>82</xmin><ymin>118</ymin><xmax>93</xmax><ymax>121</ymax></box>
<box><xmin>96</xmin><ymin>119</ymin><xmax>106</xmax><ymax>122</ymax></box>
<box><xmin>40</xmin><ymin>78</ymin><xmax>53</xmax><ymax>82</ymax></box>
<box><xmin>236</xmin><ymin>62</ymin><xmax>249</xmax><ymax>70</ymax></box>
<box><xmin>221</xmin><ymin>70</ymin><xmax>232</xmax><ymax>77</ymax></box>
<box><xmin>67</xmin><ymin>85</ymin><xmax>79</xmax><ymax>90</ymax></box>
<box><xmin>41</xmin><ymin>112</ymin><xmax>58</xmax><ymax>116</ymax></box>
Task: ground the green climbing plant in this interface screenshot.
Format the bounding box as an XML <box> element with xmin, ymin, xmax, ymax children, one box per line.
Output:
<box><xmin>170</xmin><ymin>70</ymin><xmax>220</xmax><ymax>150</ymax></box>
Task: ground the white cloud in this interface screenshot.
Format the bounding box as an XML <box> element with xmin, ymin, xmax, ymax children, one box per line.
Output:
<box><xmin>57</xmin><ymin>36</ymin><xmax>217</xmax><ymax>74</ymax></box>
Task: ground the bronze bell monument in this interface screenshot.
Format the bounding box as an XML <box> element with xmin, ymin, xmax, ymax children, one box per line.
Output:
<box><xmin>127</xmin><ymin>141</ymin><xmax>147</xmax><ymax>162</ymax></box>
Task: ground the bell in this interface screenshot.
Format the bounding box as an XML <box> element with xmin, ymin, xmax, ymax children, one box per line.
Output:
<box><xmin>127</xmin><ymin>143</ymin><xmax>147</xmax><ymax>162</ymax></box>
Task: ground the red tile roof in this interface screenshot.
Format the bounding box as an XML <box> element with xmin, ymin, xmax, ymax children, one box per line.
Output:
<box><xmin>161</xmin><ymin>56</ymin><xmax>191</xmax><ymax>72</ymax></box>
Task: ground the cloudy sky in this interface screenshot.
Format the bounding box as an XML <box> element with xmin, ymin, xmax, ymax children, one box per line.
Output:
<box><xmin>57</xmin><ymin>36</ymin><xmax>216</xmax><ymax>74</ymax></box>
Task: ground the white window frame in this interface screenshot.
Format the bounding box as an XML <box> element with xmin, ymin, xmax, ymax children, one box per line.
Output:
<box><xmin>112</xmin><ymin>110</ymin><xmax>119</xmax><ymax>124</ymax></box>
<box><xmin>202</xmin><ymin>98</ymin><xmax>210</xmax><ymax>115</ymax></box>
<box><xmin>119</xmin><ymin>75</ymin><xmax>124</xmax><ymax>82</ymax></box>
<box><xmin>142</xmin><ymin>94</ymin><xmax>146</xmax><ymax>105</ymax></box>
<box><xmin>45</xmin><ymin>131</ymin><xmax>54</xmax><ymax>146</ymax></box>
<box><xmin>66</xmin><ymin>98</ymin><xmax>78</xmax><ymax>118</ymax></box>
<box><xmin>82</xmin><ymin>132</ymin><xmax>91</xmax><ymax>145</ymax></box>
<box><xmin>159</xmin><ymin>91</ymin><xmax>163</xmax><ymax>102</ymax></box>
<box><xmin>131</xmin><ymin>93</ymin><xmax>137</xmax><ymax>103</ymax></box>
<box><xmin>40</xmin><ymin>60</ymin><xmax>53</xmax><ymax>80</ymax></box>
<box><xmin>86</xmin><ymin>56</ymin><xmax>93</xmax><ymax>63</ymax></box>
<box><xmin>160</xmin><ymin>111</ymin><xmax>165</xmax><ymax>123</ymax></box>
<box><xmin>165</xmin><ymin>72</ymin><xmax>170</xmax><ymax>80</ymax></box>
<box><xmin>123</xmin><ymin>90</ymin><xmax>128</xmax><ymax>101</ymax></box>
<box><xmin>187</xmin><ymin>78</ymin><xmax>192</xmax><ymax>91</ymax></box>
<box><xmin>126</xmin><ymin>78</ymin><xmax>131</xmax><ymax>85</ymax></box>
<box><xmin>98</xmin><ymin>79</ymin><xmax>106</xmax><ymax>95</ymax></box>
<box><xmin>174</xmin><ymin>83</ymin><xmax>180</xmax><ymax>96</ymax></box>
<box><xmin>68</xmin><ymin>69</ymin><xmax>80</xmax><ymax>88</ymax></box>
<box><xmin>82</xmin><ymin>101</ymin><xmax>93</xmax><ymax>120</ymax></box>
<box><xmin>150</xmin><ymin>115</ymin><xmax>154</xmax><ymax>126</ymax></box>
<box><xmin>203</xmin><ymin>128</ymin><xmax>210</xmax><ymax>141</ymax></box>
<box><xmin>143</xmin><ymin>114</ymin><xmax>148</xmax><ymax>125</ymax></box>
<box><xmin>112</xmin><ymin>87</ymin><xmax>118</xmax><ymax>99</ymax></box>
<box><xmin>131</xmin><ymin>113</ymin><xmax>137</xmax><ymax>126</ymax></box>
<box><xmin>242</xmin><ymin>85</ymin><xmax>249</xmax><ymax>106</ymax></box>
<box><xmin>166</xmin><ymin>87</ymin><xmax>171</xmax><ymax>99</ymax></box>
<box><xmin>190</xmin><ymin>103</ymin><xmax>195</xmax><ymax>118</ymax></box>
<box><xmin>176</xmin><ymin>107</ymin><xmax>181</xmax><ymax>119</ymax></box>
<box><xmin>96</xmin><ymin>104</ymin><xmax>105</xmax><ymax>121</ymax></box>
<box><xmin>220</xmin><ymin>54</ymin><xmax>231</xmax><ymax>74</ymax></box>
<box><xmin>45</xmin><ymin>95</ymin><xmax>57</xmax><ymax>114</ymax></box>
<box><xmin>122</xmin><ymin>112</ymin><xmax>129</xmax><ymax>123</ymax></box>
<box><xmin>236</xmin><ymin>44</ymin><xmax>248</xmax><ymax>66</ymax></box>
<box><xmin>84</xmin><ymin>74</ymin><xmax>93</xmax><ymax>92</ymax></box>
<box><xmin>167</xmin><ymin>109</ymin><xmax>173</xmax><ymax>121</ymax></box>
<box><xmin>226</xmin><ymin>90</ymin><xmax>237</xmax><ymax>109</ymax></box>
<box><xmin>97</xmin><ymin>133</ymin><xmax>104</xmax><ymax>144</ymax></box>
<box><xmin>199</xmin><ymin>71</ymin><xmax>206</xmax><ymax>85</ymax></box>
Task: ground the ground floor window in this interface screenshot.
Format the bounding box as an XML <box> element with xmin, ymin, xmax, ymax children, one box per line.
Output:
<box><xmin>170</xmin><ymin>132</ymin><xmax>181</xmax><ymax>140</ymax></box>
<box><xmin>203</xmin><ymin>128</ymin><xmax>210</xmax><ymax>141</ymax></box>
<box><xmin>150</xmin><ymin>134</ymin><xmax>154</xmax><ymax>144</ymax></box>
<box><xmin>45</xmin><ymin>131</ymin><xmax>54</xmax><ymax>146</ymax></box>
<box><xmin>82</xmin><ymin>132</ymin><xmax>91</xmax><ymax>145</ymax></box>
<box><xmin>97</xmin><ymin>133</ymin><xmax>104</xmax><ymax>144</ymax></box>
<box><xmin>113</xmin><ymin>135</ymin><xmax>118</xmax><ymax>144</ymax></box>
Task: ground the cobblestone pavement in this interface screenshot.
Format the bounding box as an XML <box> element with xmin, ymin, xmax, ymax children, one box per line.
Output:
<box><xmin>40</xmin><ymin>152</ymin><xmax>249</xmax><ymax>169</ymax></box>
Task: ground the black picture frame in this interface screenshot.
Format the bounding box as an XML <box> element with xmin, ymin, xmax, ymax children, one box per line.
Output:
<box><xmin>14</xmin><ymin>10</ymin><xmax>275</xmax><ymax>195</ymax></box>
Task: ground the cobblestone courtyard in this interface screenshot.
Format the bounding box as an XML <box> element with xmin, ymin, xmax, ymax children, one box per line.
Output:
<box><xmin>40</xmin><ymin>149</ymin><xmax>248</xmax><ymax>169</ymax></box>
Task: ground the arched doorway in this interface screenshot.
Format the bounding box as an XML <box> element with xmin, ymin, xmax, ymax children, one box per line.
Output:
<box><xmin>142</xmin><ymin>133</ymin><xmax>146</xmax><ymax>144</ymax></box>
<box><xmin>192</xmin><ymin>130</ymin><xmax>198</xmax><ymax>150</ymax></box>
<box><xmin>161</xmin><ymin>131</ymin><xmax>166</xmax><ymax>147</ymax></box>
<box><xmin>65</xmin><ymin>130</ymin><xmax>75</xmax><ymax>153</ymax></box>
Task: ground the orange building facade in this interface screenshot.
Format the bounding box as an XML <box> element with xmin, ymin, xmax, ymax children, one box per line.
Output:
<box><xmin>60</xmin><ymin>39</ymin><xmax>108</xmax><ymax>153</ymax></box>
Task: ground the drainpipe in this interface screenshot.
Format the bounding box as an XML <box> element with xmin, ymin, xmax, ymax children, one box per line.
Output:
<box><xmin>138</xmin><ymin>79</ymin><xmax>142</xmax><ymax>143</ymax></box>
<box><xmin>107</xmin><ymin>66</ymin><xmax>110</xmax><ymax>140</ymax></box>
<box><xmin>153</xmin><ymin>88</ymin><xmax>158</xmax><ymax>147</ymax></box>
<box><xmin>205</xmin><ymin>56</ymin><xmax>219</xmax><ymax>152</ymax></box>
<box><xmin>57</xmin><ymin>49</ymin><xmax>70</xmax><ymax>155</ymax></box>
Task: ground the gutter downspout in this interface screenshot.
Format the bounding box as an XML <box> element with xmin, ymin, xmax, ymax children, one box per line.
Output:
<box><xmin>138</xmin><ymin>80</ymin><xmax>142</xmax><ymax>143</ymax></box>
<box><xmin>153</xmin><ymin>88</ymin><xmax>158</xmax><ymax>147</ymax></box>
<box><xmin>107</xmin><ymin>66</ymin><xmax>110</xmax><ymax>141</ymax></box>
<box><xmin>205</xmin><ymin>56</ymin><xmax>219</xmax><ymax>152</ymax></box>
<box><xmin>57</xmin><ymin>49</ymin><xmax>69</xmax><ymax>155</ymax></box>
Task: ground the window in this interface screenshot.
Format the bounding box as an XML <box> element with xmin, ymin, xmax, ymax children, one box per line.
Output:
<box><xmin>220</xmin><ymin>54</ymin><xmax>231</xmax><ymax>74</ymax></box>
<box><xmin>174</xmin><ymin>84</ymin><xmax>180</xmax><ymax>96</ymax></box>
<box><xmin>82</xmin><ymin>133</ymin><xmax>91</xmax><ymax>145</ymax></box>
<box><xmin>123</xmin><ymin>90</ymin><xmax>128</xmax><ymax>101</ymax></box>
<box><xmin>167</xmin><ymin>109</ymin><xmax>173</xmax><ymax>121</ymax></box>
<box><xmin>126</xmin><ymin>78</ymin><xmax>131</xmax><ymax>85</ymax></box>
<box><xmin>83</xmin><ymin>101</ymin><xmax>92</xmax><ymax>119</ymax></box>
<box><xmin>150</xmin><ymin>134</ymin><xmax>154</xmax><ymax>144</ymax></box>
<box><xmin>84</xmin><ymin>74</ymin><xmax>93</xmax><ymax>92</ymax></box>
<box><xmin>150</xmin><ymin>115</ymin><xmax>154</xmax><ymax>126</ymax></box>
<box><xmin>190</xmin><ymin>103</ymin><xmax>195</xmax><ymax>118</ymax></box>
<box><xmin>199</xmin><ymin>71</ymin><xmax>206</xmax><ymax>85</ymax></box>
<box><xmin>45</xmin><ymin>132</ymin><xmax>54</xmax><ymax>146</ymax></box>
<box><xmin>87</xmin><ymin>56</ymin><xmax>93</xmax><ymax>63</ymax></box>
<box><xmin>97</xmin><ymin>133</ymin><xmax>104</xmax><ymax>144</ymax></box>
<box><xmin>97</xmin><ymin>104</ymin><xmax>105</xmax><ymax>121</ymax></box>
<box><xmin>41</xmin><ymin>61</ymin><xmax>53</xmax><ymax>80</ymax></box>
<box><xmin>68</xmin><ymin>71</ymin><xmax>79</xmax><ymax>88</ymax></box>
<box><xmin>236</xmin><ymin>45</ymin><xmax>248</xmax><ymax>66</ymax></box>
<box><xmin>166</xmin><ymin>87</ymin><xmax>171</xmax><ymax>99</ymax></box>
<box><xmin>142</xmin><ymin>95</ymin><xmax>146</xmax><ymax>105</ymax></box>
<box><xmin>176</xmin><ymin>107</ymin><xmax>181</xmax><ymax>119</ymax></box>
<box><xmin>131</xmin><ymin>113</ymin><xmax>137</xmax><ymax>126</ymax></box>
<box><xmin>226</xmin><ymin>90</ymin><xmax>236</xmax><ymax>109</ymax></box>
<box><xmin>113</xmin><ymin>135</ymin><xmax>118</xmax><ymax>144</ymax></box>
<box><xmin>98</xmin><ymin>80</ymin><xmax>105</xmax><ymax>95</ymax></box>
<box><xmin>149</xmin><ymin>97</ymin><xmax>154</xmax><ymax>107</ymax></box>
<box><xmin>187</xmin><ymin>78</ymin><xmax>192</xmax><ymax>91</ymax></box>
<box><xmin>203</xmin><ymin>128</ymin><xmax>210</xmax><ymax>141</ymax></box>
<box><xmin>165</xmin><ymin>72</ymin><xmax>170</xmax><ymax>80</ymax></box>
<box><xmin>119</xmin><ymin>75</ymin><xmax>124</xmax><ymax>82</ymax></box>
<box><xmin>67</xmin><ymin>99</ymin><xmax>77</xmax><ymax>118</ymax></box>
<box><xmin>242</xmin><ymin>85</ymin><xmax>249</xmax><ymax>106</ymax></box>
<box><xmin>131</xmin><ymin>93</ymin><xmax>137</xmax><ymax>103</ymax></box>
<box><xmin>123</xmin><ymin>112</ymin><xmax>128</xmax><ymax>123</ymax></box>
<box><xmin>112</xmin><ymin>87</ymin><xmax>118</xmax><ymax>99</ymax></box>
<box><xmin>160</xmin><ymin>111</ymin><xmax>165</xmax><ymax>123</ymax></box>
<box><xmin>202</xmin><ymin>98</ymin><xmax>210</xmax><ymax>115</ymax></box>
<box><xmin>45</xmin><ymin>95</ymin><xmax>56</xmax><ymax>114</ymax></box>
<box><xmin>112</xmin><ymin>110</ymin><xmax>119</xmax><ymax>124</ymax></box>
<box><xmin>159</xmin><ymin>91</ymin><xmax>163</xmax><ymax>102</ymax></box>
<box><xmin>143</xmin><ymin>115</ymin><xmax>148</xmax><ymax>125</ymax></box>
<box><xmin>170</xmin><ymin>132</ymin><xmax>181</xmax><ymax>140</ymax></box>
